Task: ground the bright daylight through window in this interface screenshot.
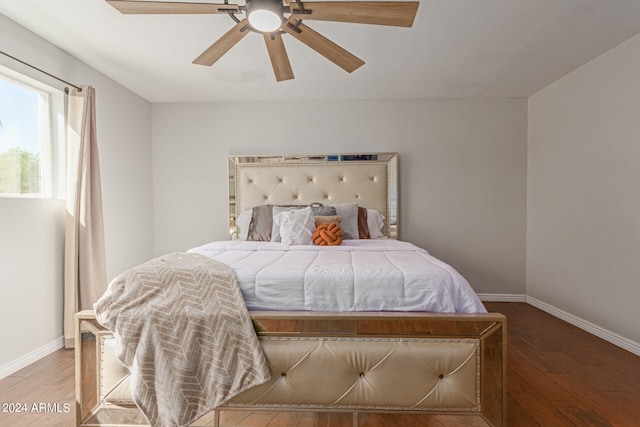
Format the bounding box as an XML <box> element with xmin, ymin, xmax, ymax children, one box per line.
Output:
<box><xmin>0</xmin><ymin>72</ymin><xmax>52</xmax><ymax>196</ymax></box>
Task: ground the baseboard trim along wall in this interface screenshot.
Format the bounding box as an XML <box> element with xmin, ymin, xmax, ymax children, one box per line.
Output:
<box><xmin>0</xmin><ymin>337</ymin><xmax>64</xmax><ymax>380</ymax></box>
<box><xmin>526</xmin><ymin>296</ymin><xmax>640</xmax><ymax>357</ymax></box>
<box><xmin>479</xmin><ymin>293</ymin><xmax>640</xmax><ymax>357</ymax></box>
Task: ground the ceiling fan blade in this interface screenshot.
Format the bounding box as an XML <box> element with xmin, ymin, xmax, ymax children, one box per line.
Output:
<box><xmin>106</xmin><ymin>0</ymin><xmax>240</xmax><ymax>14</ymax></box>
<box><xmin>263</xmin><ymin>34</ymin><xmax>295</xmax><ymax>82</ymax></box>
<box><xmin>290</xmin><ymin>1</ymin><xmax>419</xmax><ymax>27</ymax></box>
<box><xmin>193</xmin><ymin>20</ymin><xmax>250</xmax><ymax>66</ymax></box>
<box><xmin>283</xmin><ymin>22</ymin><xmax>364</xmax><ymax>73</ymax></box>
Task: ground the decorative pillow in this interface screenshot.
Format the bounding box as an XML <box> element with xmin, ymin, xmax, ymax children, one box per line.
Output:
<box><xmin>273</xmin><ymin>207</ymin><xmax>315</xmax><ymax>246</ymax></box>
<box><xmin>271</xmin><ymin>205</ymin><xmax>304</xmax><ymax>242</ymax></box>
<box><xmin>311</xmin><ymin>205</ymin><xmax>337</xmax><ymax>216</ymax></box>
<box><xmin>270</xmin><ymin>204</ymin><xmax>337</xmax><ymax>242</ymax></box>
<box><xmin>313</xmin><ymin>223</ymin><xmax>343</xmax><ymax>246</ymax></box>
<box><xmin>367</xmin><ymin>208</ymin><xmax>386</xmax><ymax>238</ymax></box>
<box><xmin>236</xmin><ymin>209</ymin><xmax>253</xmax><ymax>240</ymax></box>
<box><xmin>247</xmin><ymin>204</ymin><xmax>274</xmax><ymax>241</ymax></box>
<box><xmin>331</xmin><ymin>202</ymin><xmax>359</xmax><ymax>240</ymax></box>
<box><xmin>315</xmin><ymin>215</ymin><xmax>342</xmax><ymax>227</ymax></box>
<box><xmin>357</xmin><ymin>207</ymin><xmax>370</xmax><ymax>239</ymax></box>
<box><xmin>246</xmin><ymin>203</ymin><xmax>339</xmax><ymax>242</ymax></box>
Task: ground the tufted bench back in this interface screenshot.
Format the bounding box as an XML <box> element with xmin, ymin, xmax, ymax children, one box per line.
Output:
<box><xmin>100</xmin><ymin>335</ymin><xmax>480</xmax><ymax>412</ymax></box>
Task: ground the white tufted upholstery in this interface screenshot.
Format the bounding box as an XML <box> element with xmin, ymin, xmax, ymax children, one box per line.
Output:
<box><xmin>235</xmin><ymin>162</ymin><xmax>390</xmax><ymax>235</ymax></box>
<box><xmin>100</xmin><ymin>336</ymin><xmax>134</xmax><ymax>406</ymax></box>
<box><xmin>99</xmin><ymin>335</ymin><xmax>479</xmax><ymax>412</ymax></box>
<box><xmin>229</xmin><ymin>337</ymin><xmax>480</xmax><ymax>411</ymax></box>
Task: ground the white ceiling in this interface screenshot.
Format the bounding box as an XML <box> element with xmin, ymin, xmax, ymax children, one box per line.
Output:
<box><xmin>1</xmin><ymin>0</ymin><xmax>640</xmax><ymax>103</ymax></box>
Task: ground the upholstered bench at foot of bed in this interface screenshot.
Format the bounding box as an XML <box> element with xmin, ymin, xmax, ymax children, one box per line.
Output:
<box><xmin>76</xmin><ymin>310</ymin><xmax>506</xmax><ymax>426</ymax></box>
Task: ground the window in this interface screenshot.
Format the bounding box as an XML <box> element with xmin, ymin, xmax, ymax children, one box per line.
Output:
<box><xmin>0</xmin><ymin>66</ymin><xmax>63</xmax><ymax>197</ymax></box>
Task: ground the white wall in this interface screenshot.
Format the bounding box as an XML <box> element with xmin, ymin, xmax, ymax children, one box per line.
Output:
<box><xmin>152</xmin><ymin>98</ymin><xmax>527</xmax><ymax>295</ymax></box>
<box><xmin>0</xmin><ymin>14</ymin><xmax>154</xmax><ymax>372</ymax></box>
<box><xmin>0</xmin><ymin>199</ymin><xmax>64</xmax><ymax>372</ymax></box>
<box><xmin>528</xmin><ymin>33</ymin><xmax>640</xmax><ymax>345</ymax></box>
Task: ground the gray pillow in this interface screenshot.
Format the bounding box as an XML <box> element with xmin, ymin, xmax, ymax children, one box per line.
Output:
<box><xmin>247</xmin><ymin>205</ymin><xmax>275</xmax><ymax>241</ymax></box>
<box><xmin>311</xmin><ymin>205</ymin><xmax>337</xmax><ymax>216</ymax></box>
<box><xmin>332</xmin><ymin>202</ymin><xmax>359</xmax><ymax>239</ymax></box>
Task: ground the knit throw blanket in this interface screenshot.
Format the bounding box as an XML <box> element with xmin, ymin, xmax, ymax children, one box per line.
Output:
<box><xmin>94</xmin><ymin>252</ymin><xmax>270</xmax><ymax>427</ymax></box>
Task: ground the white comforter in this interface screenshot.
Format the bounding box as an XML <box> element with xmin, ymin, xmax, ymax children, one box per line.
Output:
<box><xmin>189</xmin><ymin>239</ymin><xmax>487</xmax><ymax>313</ymax></box>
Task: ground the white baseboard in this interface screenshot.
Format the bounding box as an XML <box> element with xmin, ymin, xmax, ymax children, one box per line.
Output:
<box><xmin>525</xmin><ymin>296</ymin><xmax>640</xmax><ymax>357</ymax></box>
<box><xmin>478</xmin><ymin>294</ymin><xmax>640</xmax><ymax>356</ymax></box>
<box><xmin>0</xmin><ymin>337</ymin><xmax>64</xmax><ymax>380</ymax></box>
<box><xmin>478</xmin><ymin>293</ymin><xmax>527</xmax><ymax>302</ymax></box>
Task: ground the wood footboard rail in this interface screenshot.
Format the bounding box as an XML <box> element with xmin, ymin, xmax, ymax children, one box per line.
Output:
<box><xmin>75</xmin><ymin>310</ymin><xmax>506</xmax><ymax>426</ymax></box>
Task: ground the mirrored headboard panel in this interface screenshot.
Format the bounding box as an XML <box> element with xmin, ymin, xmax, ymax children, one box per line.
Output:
<box><xmin>229</xmin><ymin>153</ymin><xmax>399</xmax><ymax>239</ymax></box>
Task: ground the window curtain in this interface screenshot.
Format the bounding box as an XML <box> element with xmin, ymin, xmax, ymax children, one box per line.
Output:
<box><xmin>63</xmin><ymin>86</ymin><xmax>107</xmax><ymax>348</ymax></box>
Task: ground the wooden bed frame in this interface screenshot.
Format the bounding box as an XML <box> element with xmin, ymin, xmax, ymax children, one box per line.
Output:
<box><xmin>75</xmin><ymin>153</ymin><xmax>507</xmax><ymax>426</ymax></box>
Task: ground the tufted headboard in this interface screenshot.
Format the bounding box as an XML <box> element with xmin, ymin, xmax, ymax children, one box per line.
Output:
<box><xmin>228</xmin><ymin>153</ymin><xmax>399</xmax><ymax>238</ymax></box>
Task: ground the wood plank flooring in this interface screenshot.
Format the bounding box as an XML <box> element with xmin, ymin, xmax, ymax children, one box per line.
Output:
<box><xmin>1</xmin><ymin>303</ymin><xmax>639</xmax><ymax>426</ymax></box>
<box><xmin>484</xmin><ymin>302</ymin><xmax>640</xmax><ymax>426</ymax></box>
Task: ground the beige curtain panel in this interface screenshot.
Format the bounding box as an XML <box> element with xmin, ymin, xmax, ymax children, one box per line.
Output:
<box><xmin>64</xmin><ymin>86</ymin><xmax>107</xmax><ymax>348</ymax></box>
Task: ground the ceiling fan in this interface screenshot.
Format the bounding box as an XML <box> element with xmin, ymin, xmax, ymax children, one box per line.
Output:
<box><xmin>106</xmin><ymin>0</ymin><xmax>419</xmax><ymax>81</ymax></box>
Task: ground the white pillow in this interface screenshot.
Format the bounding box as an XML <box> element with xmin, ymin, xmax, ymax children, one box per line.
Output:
<box><xmin>332</xmin><ymin>202</ymin><xmax>359</xmax><ymax>239</ymax></box>
<box><xmin>273</xmin><ymin>207</ymin><xmax>315</xmax><ymax>246</ymax></box>
<box><xmin>236</xmin><ymin>209</ymin><xmax>252</xmax><ymax>240</ymax></box>
<box><xmin>367</xmin><ymin>208</ymin><xmax>386</xmax><ymax>238</ymax></box>
<box><xmin>271</xmin><ymin>206</ymin><xmax>300</xmax><ymax>242</ymax></box>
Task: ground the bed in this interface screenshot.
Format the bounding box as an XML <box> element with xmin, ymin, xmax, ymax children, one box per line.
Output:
<box><xmin>75</xmin><ymin>153</ymin><xmax>506</xmax><ymax>426</ymax></box>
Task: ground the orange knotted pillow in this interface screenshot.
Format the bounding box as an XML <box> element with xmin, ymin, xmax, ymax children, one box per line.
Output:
<box><xmin>313</xmin><ymin>222</ymin><xmax>343</xmax><ymax>246</ymax></box>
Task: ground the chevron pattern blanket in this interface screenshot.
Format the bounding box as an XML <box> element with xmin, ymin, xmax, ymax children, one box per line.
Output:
<box><xmin>94</xmin><ymin>252</ymin><xmax>270</xmax><ymax>427</ymax></box>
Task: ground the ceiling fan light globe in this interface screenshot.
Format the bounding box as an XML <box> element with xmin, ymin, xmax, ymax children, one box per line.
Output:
<box><xmin>248</xmin><ymin>9</ymin><xmax>282</xmax><ymax>32</ymax></box>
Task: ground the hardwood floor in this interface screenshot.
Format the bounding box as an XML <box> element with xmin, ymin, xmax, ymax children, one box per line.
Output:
<box><xmin>1</xmin><ymin>303</ymin><xmax>639</xmax><ymax>426</ymax></box>
<box><xmin>484</xmin><ymin>302</ymin><xmax>640</xmax><ymax>426</ymax></box>
<box><xmin>0</xmin><ymin>345</ymin><xmax>75</xmax><ymax>427</ymax></box>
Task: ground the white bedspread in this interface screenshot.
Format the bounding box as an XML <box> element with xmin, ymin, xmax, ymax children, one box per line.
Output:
<box><xmin>189</xmin><ymin>239</ymin><xmax>487</xmax><ymax>313</ymax></box>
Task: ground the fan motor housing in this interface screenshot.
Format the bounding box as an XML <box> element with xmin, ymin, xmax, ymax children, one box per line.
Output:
<box><xmin>246</xmin><ymin>0</ymin><xmax>285</xmax><ymax>32</ymax></box>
